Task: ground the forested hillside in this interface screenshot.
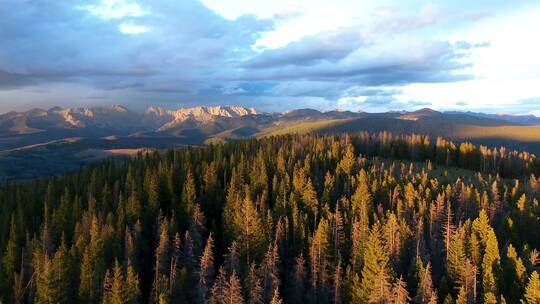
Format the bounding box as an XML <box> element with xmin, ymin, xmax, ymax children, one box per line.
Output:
<box><xmin>2</xmin><ymin>132</ymin><xmax>540</xmax><ymax>303</ymax></box>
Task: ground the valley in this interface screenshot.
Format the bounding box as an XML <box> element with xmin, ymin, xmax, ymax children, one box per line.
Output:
<box><xmin>2</xmin><ymin>105</ymin><xmax>540</xmax><ymax>180</ymax></box>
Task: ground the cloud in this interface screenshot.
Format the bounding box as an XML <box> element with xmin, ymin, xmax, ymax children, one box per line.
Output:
<box><xmin>244</xmin><ymin>28</ymin><xmax>362</xmax><ymax>68</ymax></box>
<box><xmin>119</xmin><ymin>22</ymin><xmax>151</xmax><ymax>34</ymax></box>
<box><xmin>1</xmin><ymin>0</ymin><xmax>539</xmax><ymax>113</ymax></box>
<box><xmin>0</xmin><ymin>0</ymin><xmax>271</xmax><ymax>92</ymax></box>
<box><xmin>241</xmin><ymin>38</ymin><xmax>477</xmax><ymax>88</ymax></box>
<box><xmin>367</xmin><ymin>3</ymin><xmax>449</xmax><ymax>35</ymax></box>
<box><xmin>78</xmin><ymin>0</ymin><xmax>149</xmax><ymax>20</ymax></box>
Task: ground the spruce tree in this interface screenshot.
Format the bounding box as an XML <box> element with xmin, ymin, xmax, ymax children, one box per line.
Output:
<box><xmin>391</xmin><ymin>276</ymin><xmax>410</xmax><ymax>304</ymax></box>
<box><xmin>125</xmin><ymin>260</ymin><xmax>141</xmax><ymax>304</ymax></box>
<box><xmin>524</xmin><ymin>271</ymin><xmax>540</xmax><ymax>303</ymax></box>
<box><xmin>360</xmin><ymin>223</ymin><xmax>389</xmax><ymax>302</ymax></box>
<box><xmin>198</xmin><ymin>234</ymin><xmax>215</xmax><ymax>304</ymax></box>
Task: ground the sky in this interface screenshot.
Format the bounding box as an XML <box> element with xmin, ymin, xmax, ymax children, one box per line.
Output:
<box><xmin>1</xmin><ymin>0</ymin><xmax>540</xmax><ymax>114</ymax></box>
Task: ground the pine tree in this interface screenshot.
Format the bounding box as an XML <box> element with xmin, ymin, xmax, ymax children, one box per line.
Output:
<box><xmin>482</xmin><ymin>229</ymin><xmax>500</xmax><ymax>296</ymax></box>
<box><xmin>504</xmin><ymin>244</ymin><xmax>526</xmax><ymax>302</ymax></box>
<box><xmin>182</xmin><ymin>169</ymin><xmax>197</xmax><ymax>222</ymax></box>
<box><xmin>524</xmin><ymin>271</ymin><xmax>540</xmax><ymax>303</ymax></box>
<box><xmin>169</xmin><ymin>232</ymin><xmax>182</xmax><ymax>302</ymax></box>
<box><xmin>447</xmin><ymin>228</ymin><xmax>466</xmax><ymax>285</ymax></box>
<box><xmin>224</xmin><ymin>241</ymin><xmax>240</xmax><ymax>276</ymax></box>
<box><xmin>125</xmin><ymin>260</ymin><xmax>141</xmax><ymax>304</ymax></box>
<box><xmin>457</xmin><ymin>259</ymin><xmax>477</xmax><ymax>304</ymax></box>
<box><xmin>36</xmin><ymin>242</ymin><xmax>71</xmax><ymax>304</ymax></box>
<box><xmin>384</xmin><ymin>213</ymin><xmax>401</xmax><ymax>265</ymax></box>
<box><xmin>302</xmin><ymin>177</ymin><xmax>319</xmax><ymax>219</ymax></box>
<box><xmin>291</xmin><ymin>254</ymin><xmax>306</xmax><ymax>303</ymax></box>
<box><xmin>455</xmin><ymin>287</ymin><xmax>467</xmax><ymax>304</ymax></box>
<box><xmin>333</xmin><ymin>260</ymin><xmax>343</xmax><ymax>304</ymax></box>
<box><xmin>415</xmin><ymin>261</ymin><xmax>436</xmax><ymax>304</ymax></box>
<box><xmin>227</xmin><ymin>271</ymin><xmax>244</xmax><ymax>304</ymax></box>
<box><xmin>391</xmin><ymin>276</ymin><xmax>410</xmax><ymax>304</ymax></box>
<box><xmin>210</xmin><ymin>267</ymin><xmax>228</xmax><ymax>304</ymax></box>
<box><xmin>246</xmin><ymin>263</ymin><xmax>263</xmax><ymax>304</ymax></box>
<box><xmin>483</xmin><ymin>292</ymin><xmax>497</xmax><ymax>304</ymax></box>
<box><xmin>234</xmin><ymin>195</ymin><xmax>266</xmax><ymax>265</ymax></box>
<box><xmin>102</xmin><ymin>269</ymin><xmax>114</xmax><ymax>304</ymax></box>
<box><xmin>1</xmin><ymin>129</ymin><xmax>540</xmax><ymax>304</ymax></box>
<box><xmin>152</xmin><ymin>219</ymin><xmax>171</xmax><ymax>303</ymax></box>
<box><xmin>310</xmin><ymin>219</ymin><xmax>330</xmax><ymax>300</ymax></box>
<box><xmin>109</xmin><ymin>261</ymin><xmax>125</xmax><ymax>304</ymax></box>
<box><xmin>211</xmin><ymin>268</ymin><xmax>244</xmax><ymax>304</ymax></box>
<box><xmin>360</xmin><ymin>223</ymin><xmax>389</xmax><ymax>302</ymax></box>
<box><xmin>442</xmin><ymin>201</ymin><xmax>455</xmax><ymax>262</ymax></box>
<box><xmin>351</xmin><ymin>170</ymin><xmax>372</xmax><ymax>221</ymax></box>
<box><xmin>261</xmin><ymin>244</ymin><xmax>280</xmax><ymax>303</ymax></box>
<box><xmin>145</xmin><ymin>170</ymin><xmax>161</xmax><ymax>220</ymax></box>
<box><xmin>190</xmin><ymin>204</ymin><xmax>207</xmax><ymax>258</ymax></box>
<box><xmin>1</xmin><ymin>222</ymin><xmax>18</xmax><ymax>300</ymax></box>
<box><xmin>471</xmin><ymin>210</ymin><xmax>490</xmax><ymax>248</ymax></box>
<box><xmin>198</xmin><ymin>234</ymin><xmax>215</xmax><ymax>304</ymax></box>
<box><xmin>368</xmin><ymin>267</ymin><xmax>392</xmax><ymax>303</ymax></box>
<box><xmin>79</xmin><ymin>248</ymin><xmax>94</xmax><ymax>303</ymax></box>
<box><xmin>333</xmin><ymin>206</ymin><xmax>346</xmax><ymax>262</ymax></box>
<box><xmin>270</xmin><ymin>288</ymin><xmax>283</xmax><ymax>304</ymax></box>
<box><xmin>35</xmin><ymin>254</ymin><xmax>54</xmax><ymax>304</ymax></box>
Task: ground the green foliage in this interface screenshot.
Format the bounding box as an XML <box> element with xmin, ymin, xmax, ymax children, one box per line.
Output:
<box><xmin>0</xmin><ymin>132</ymin><xmax>539</xmax><ymax>303</ymax></box>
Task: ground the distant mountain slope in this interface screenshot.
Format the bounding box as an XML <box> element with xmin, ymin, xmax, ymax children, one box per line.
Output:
<box><xmin>1</xmin><ymin>105</ymin><xmax>538</xmax><ymax>150</ymax></box>
<box><xmin>2</xmin><ymin>105</ymin><xmax>540</xmax><ymax>180</ymax></box>
<box><xmin>445</xmin><ymin>111</ymin><xmax>540</xmax><ymax>125</ymax></box>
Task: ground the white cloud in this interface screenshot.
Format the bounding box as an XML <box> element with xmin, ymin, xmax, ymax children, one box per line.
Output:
<box><xmin>118</xmin><ymin>22</ymin><xmax>151</xmax><ymax>34</ymax></box>
<box><xmin>3</xmin><ymin>0</ymin><xmax>540</xmax><ymax>113</ymax></box>
<box><xmin>79</xmin><ymin>0</ymin><xmax>148</xmax><ymax>20</ymax></box>
<box><xmin>392</xmin><ymin>78</ymin><xmax>540</xmax><ymax>113</ymax></box>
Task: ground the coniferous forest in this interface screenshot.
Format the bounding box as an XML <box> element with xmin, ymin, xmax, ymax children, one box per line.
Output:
<box><xmin>2</xmin><ymin>131</ymin><xmax>540</xmax><ymax>304</ymax></box>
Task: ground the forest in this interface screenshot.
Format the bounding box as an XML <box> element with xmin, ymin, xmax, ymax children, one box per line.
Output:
<box><xmin>1</xmin><ymin>131</ymin><xmax>540</xmax><ymax>303</ymax></box>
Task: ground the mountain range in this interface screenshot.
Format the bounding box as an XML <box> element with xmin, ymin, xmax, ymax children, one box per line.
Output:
<box><xmin>2</xmin><ymin>104</ymin><xmax>540</xmax><ymax>180</ymax></box>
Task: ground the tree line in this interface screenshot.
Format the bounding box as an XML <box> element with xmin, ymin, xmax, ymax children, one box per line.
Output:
<box><xmin>1</xmin><ymin>132</ymin><xmax>540</xmax><ymax>303</ymax></box>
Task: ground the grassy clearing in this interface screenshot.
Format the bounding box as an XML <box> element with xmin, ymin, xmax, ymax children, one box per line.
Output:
<box><xmin>256</xmin><ymin>118</ymin><xmax>352</xmax><ymax>137</ymax></box>
<box><xmin>454</xmin><ymin>125</ymin><xmax>540</xmax><ymax>142</ymax></box>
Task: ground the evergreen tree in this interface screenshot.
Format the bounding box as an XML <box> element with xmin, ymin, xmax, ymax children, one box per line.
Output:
<box><xmin>36</xmin><ymin>243</ymin><xmax>71</xmax><ymax>304</ymax></box>
<box><xmin>0</xmin><ymin>131</ymin><xmax>539</xmax><ymax>304</ymax></box>
<box><xmin>270</xmin><ymin>288</ymin><xmax>283</xmax><ymax>304</ymax></box>
<box><xmin>415</xmin><ymin>261</ymin><xmax>436</xmax><ymax>304</ymax></box>
<box><xmin>246</xmin><ymin>263</ymin><xmax>263</xmax><ymax>304</ymax></box>
<box><xmin>182</xmin><ymin>169</ymin><xmax>197</xmax><ymax>222</ymax></box>
<box><xmin>198</xmin><ymin>234</ymin><xmax>215</xmax><ymax>304</ymax></box>
<box><xmin>125</xmin><ymin>260</ymin><xmax>141</xmax><ymax>304</ymax></box>
<box><xmin>360</xmin><ymin>223</ymin><xmax>390</xmax><ymax>302</ymax></box>
<box><xmin>368</xmin><ymin>267</ymin><xmax>392</xmax><ymax>303</ymax></box>
<box><xmin>447</xmin><ymin>229</ymin><xmax>465</xmax><ymax>285</ymax></box>
<box><xmin>391</xmin><ymin>276</ymin><xmax>410</xmax><ymax>304</ymax></box>
<box><xmin>482</xmin><ymin>229</ymin><xmax>500</xmax><ymax>296</ymax></box>
<box><xmin>524</xmin><ymin>271</ymin><xmax>540</xmax><ymax>303</ymax></box>
<box><xmin>455</xmin><ymin>287</ymin><xmax>467</xmax><ymax>304</ymax></box>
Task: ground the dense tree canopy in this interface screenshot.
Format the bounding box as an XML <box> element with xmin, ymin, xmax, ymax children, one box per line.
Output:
<box><xmin>1</xmin><ymin>132</ymin><xmax>540</xmax><ymax>303</ymax></box>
